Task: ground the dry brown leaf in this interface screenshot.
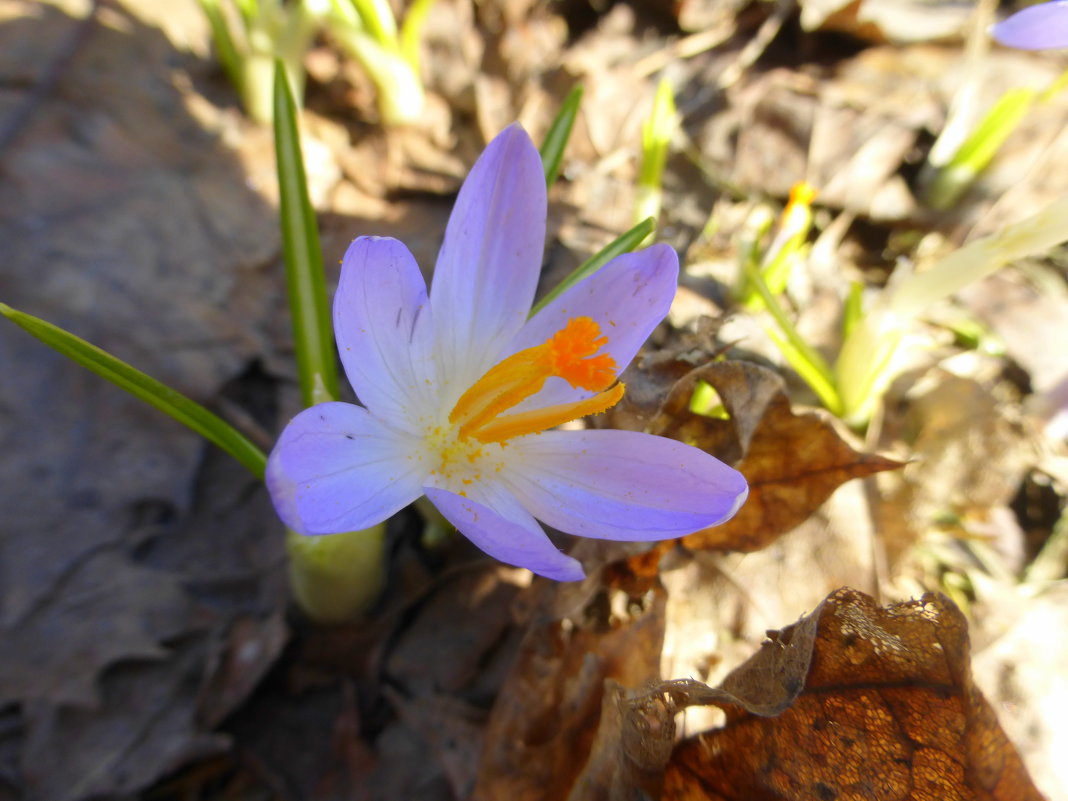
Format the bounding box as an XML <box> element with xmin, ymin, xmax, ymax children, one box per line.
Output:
<box><xmin>799</xmin><ymin>0</ymin><xmax>971</xmax><ymax>43</ymax></box>
<box><xmin>567</xmin><ymin>680</ymin><xmax>678</xmax><ymax>801</ymax></box>
<box><xmin>873</xmin><ymin>369</ymin><xmax>1032</xmax><ymax>566</ymax></box>
<box><xmin>0</xmin><ymin>552</ymin><xmax>193</xmax><ymax>708</ymax></box>
<box><xmin>388</xmin><ymin>693</ymin><xmax>486</xmax><ymax>800</ymax></box>
<box><xmin>471</xmin><ymin>577</ymin><xmax>667</xmax><ymax>801</ymax></box>
<box><xmin>1</xmin><ymin>5</ymin><xmax>287</xmax><ymax>798</ymax></box>
<box><xmin>661</xmin><ymin>588</ymin><xmax>1045</xmax><ymax>801</ymax></box>
<box><xmin>508</xmin><ymin>589</ymin><xmax>1043</xmax><ymax>801</ymax></box>
<box><xmin>609</xmin><ymin>359</ymin><xmax>902</xmax><ymax>554</ymax></box>
<box><xmin>195</xmin><ymin>613</ymin><xmax>289</xmax><ymax>729</ymax></box>
<box><xmin>385</xmin><ymin>568</ymin><xmax>525</xmax><ymax>698</ymax></box>
<box><xmin>683</xmin><ymin>391</ymin><xmax>901</xmax><ymax>552</ymax></box>
<box><xmin>20</xmin><ymin>638</ymin><xmax>229</xmax><ymax>801</ymax></box>
<box><xmin>0</xmin><ymin>0</ymin><xmax>277</xmax><ymax>636</ymax></box>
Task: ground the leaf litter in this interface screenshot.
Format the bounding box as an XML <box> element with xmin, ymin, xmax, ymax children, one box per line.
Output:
<box><xmin>2</xmin><ymin>0</ymin><xmax>1066</xmax><ymax>799</ymax></box>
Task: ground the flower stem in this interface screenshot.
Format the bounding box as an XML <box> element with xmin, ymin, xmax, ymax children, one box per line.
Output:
<box><xmin>273</xmin><ymin>63</ymin><xmax>385</xmax><ymax>620</ymax></box>
<box><xmin>285</xmin><ymin>526</ymin><xmax>387</xmax><ymax>624</ymax></box>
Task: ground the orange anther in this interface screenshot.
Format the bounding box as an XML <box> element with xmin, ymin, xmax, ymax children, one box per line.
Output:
<box><xmin>545</xmin><ymin>317</ymin><xmax>616</xmax><ymax>391</ymax></box>
<box><xmin>448</xmin><ymin>316</ymin><xmax>623</xmax><ymax>443</ymax></box>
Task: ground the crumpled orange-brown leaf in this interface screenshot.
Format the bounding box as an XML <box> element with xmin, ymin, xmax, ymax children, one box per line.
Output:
<box><xmin>662</xmin><ymin>589</ymin><xmax>1044</xmax><ymax>801</ymax></box>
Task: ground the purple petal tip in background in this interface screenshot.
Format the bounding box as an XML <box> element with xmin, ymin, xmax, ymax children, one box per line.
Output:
<box><xmin>991</xmin><ymin>0</ymin><xmax>1068</xmax><ymax>50</ymax></box>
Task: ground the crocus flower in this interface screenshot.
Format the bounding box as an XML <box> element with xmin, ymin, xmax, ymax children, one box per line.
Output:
<box><xmin>267</xmin><ymin>125</ymin><xmax>748</xmax><ymax>581</ymax></box>
<box><xmin>991</xmin><ymin>1</ymin><xmax>1068</xmax><ymax>50</ymax></box>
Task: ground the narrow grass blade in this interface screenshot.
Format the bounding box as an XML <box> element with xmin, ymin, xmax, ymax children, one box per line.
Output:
<box><xmin>841</xmin><ymin>281</ymin><xmax>863</xmax><ymax>339</ymax></box>
<box><xmin>744</xmin><ymin>262</ymin><xmax>842</xmax><ymax>416</ymax></box>
<box><xmin>0</xmin><ymin>303</ymin><xmax>267</xmax><ymax>478</ymax></box>
<box><xmin>639</xmin><ymin>78</ymin><xmax>676</xmax><ymax>189</ymax></box>
<box><xmin>327</xmin><ymin>21</ymin><xmax>425</xmax><ymax>125</ymax></box>
<box><xmin>925</xmin><ymin>88</ymin><xmax>1036</xmax><ymax>210</ymax></box>
<box><xmin>540</xmin><ymin>85</ymin><xmax>583</xmax><ymax>187</ymax></box>
<box><xmin>273</xmin><ymin>61</ymin><xmax>340</xmax><ymax>406</ymax></box>
<box><xmin>196</xmin><ymin>0</ymin><xmax>244</xmax><ymax>94</ymax></box>
<box><xmin>950</xmin><ymin>88</ymin><xmax>1036</xmax><ymax>173</ymax></box>
<box><xmin>635</xmin><ymin>79</ymin><xmax>676</xmax><ymax>230</ymax></box>
<box><xmin>349</xmin><ymin>0</ymin><xmax>397</xmax><ymax>46</ymax></box>
<box><xmin>890</xmin><ymin>194</ymin><xmax>1068</xmax><ymax>316</ymax></box>
<box><xmin>529</xmin><ymin>217</ymin><xmax>655</xmax><ymax>317</ymax></box>
<box><xmin>232</xmin><ymin>0</ymin><xmax>258</xmax><ymax>27</ymax></box>
<box><xmin>835</xmin><ymin>311</ymin><xmax>903</xmax><ymax>426</ymax></box>
<box><xmin>764</xmin><ymin>323</ymin><xmax>843</xmax><ymax>416</ymax></box>
<box><xmin>399</xmin><ymin>0</ymin><xmax>437</xmax><ymax>70</ymax></box>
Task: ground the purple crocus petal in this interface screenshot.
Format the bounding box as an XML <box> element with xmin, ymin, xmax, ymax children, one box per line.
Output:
<box><xmin>267</xmin><ymin>402</ymin><xmax>426</xmax><ymax>535</ymax></box>
<box><xmin>429</xmin><ymin>125</ymin><xmax>547</xmax><ymax>398</ymax></box>
<box><xmin>503</xmin><ymin>429</ymin><xmax>748</xmax><ymax>541</ymax></box>
<box><xmin>991</xmin><ymin>1</ymin><xmax>1068</xmax><ymax>50</ymax></box>
<box><xmin>334</xmin><ymin>236</ymin><xmax>435</xmax><ymax>429</ymax></box>
<box><xmin>505</xmin><ymin>245</ymin><xmax>679</xmax><ymax>410</ymax></box>
<box><xmin>424</xmin><ymin>485</ymin><xmax>585</xmax><ymax>581</ymax></box>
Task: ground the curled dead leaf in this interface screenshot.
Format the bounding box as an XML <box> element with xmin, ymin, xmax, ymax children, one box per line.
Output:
<box><xmin>661</xmin><ymin>588</ymin><xmax>1045</xmax><ymax>801</ymax></box>
<box><xmin>482</xmin><ymin>588</ymin><xmax>1043</xmax><ymax>800</ymax></box>
<box><xmin>566</xmin><ymin>680</ymin><xmax>678</xmax><ymax>801</ymax></box>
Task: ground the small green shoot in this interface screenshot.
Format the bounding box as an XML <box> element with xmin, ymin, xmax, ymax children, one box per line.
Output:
<box><xmin>925</xmin><ymin>88</ymin><xmax>1037</xmax><ymax>210</ymax></box>
<box><xmin>689</xmin><ymin>379</ymin><xmax>730</xmax><ymax>419</ymax></box>
<box><xmin>540</xmin><ymin>85</ymin><xmax>584</xmax><ymax>187</ymax></box>
<box><xmin>745</xmin><ymin>262</ymin><xmax>843</xmax><ymax>416</ymax></box>
<box><xmin>197</xmin><ymin>0</ymin><xmax>324</xmax><ymax>123</ymax></box>
<box><xmin>635</xmin><ymin>79</ymin><xmax>677</xmax><ymax>235</ymax></box>
<box><xmin>197</xmin><ymin>0</ymin><xmax>245</xmax><ymax>94</ymax></box>
<box><xmin>348</xmin><ymin>0</ymin><xmax>398</xmax><ymax>47</ymax></box>
<box><xmin>841</xmin><ymin>281</ymin><xmax>864</xmax><ymax>340</ymax></box>
<box><xmin>196</xmin><ymin>0</ymin><xmax>433</xmax><ymax>126</ymax></box>
<box><xmin>924</xmin><ymin>59</ymin><xmax>1068</xmax><ymax>211</ymax></box>
<box><xmin>759</xmin><ymin>183</ymin><xmax>816</xmax><ymax>295</ymax></box>
<box><xmin>399</xmin><ymin>0</ymin><xmax>437</xmax><ymax>71</ymax></box>
<box><xmin>323</xmin><ymin>0</ymin><xmax>431</xmax><ymax>125</ymax></box>
<box><xmin>737</xmin><ymin>183</ymin><xmax>816</xmax><ymax>309</ymax></box>
<box><xmin>836</xmin><ymin>194</ymin><xmax>1068</xmax><ymax>425</ymax></box>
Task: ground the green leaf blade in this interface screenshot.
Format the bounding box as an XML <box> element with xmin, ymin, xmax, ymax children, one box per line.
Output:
<box><xmin>529</xmin><ymin>217</ymin><xmax>656</xmax><ymax>317</ymax></box>
<box><xmin>196</xmin><ymin>0</ymin><xmax>245</xmax><ymax>94</ymax></box>
<box><xmin>743</xmin><ymin>261</ymin><xmax>842</xmax><ymax>417</ymax></box>
<box><xmin>399</xmin><ymin>0</ymin><xmax>437</xmax><ymax>70</ymax></box>
<box><xmin>273</xmin><ymin>61</ymin><xmax>340</xmax><ymax>407</ymax></box>
<box><xmin>0</xmin><ymin>303</ymin><xmax>267</xmax><ymax>478</ymax></box>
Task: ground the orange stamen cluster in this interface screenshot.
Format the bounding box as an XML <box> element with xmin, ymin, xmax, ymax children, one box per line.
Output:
<box><xmin>545</xmin><ymin>317</ymin><xmax>616</xmax><ymax>391</ymax></box>
<box><xmin>448</xmin><ymin>316</ymin><xmax>623</xmax><ymax>445</ymax></box>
